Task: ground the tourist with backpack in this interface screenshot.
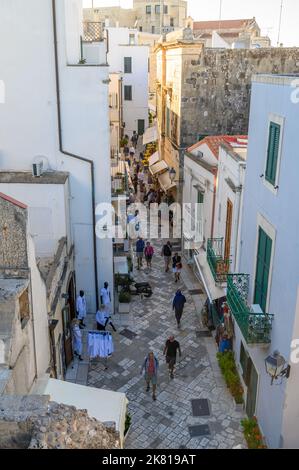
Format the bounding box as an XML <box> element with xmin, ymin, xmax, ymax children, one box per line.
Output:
<box><xmin>161</xmin><ymin>241</ymin><xmax>172</xmax><ymax>272</ymax></box>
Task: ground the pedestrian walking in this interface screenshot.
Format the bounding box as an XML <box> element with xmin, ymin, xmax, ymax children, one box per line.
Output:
<box><xmin>172</xmin><ymin>252</ymin><xmax>182</xmax><ymax>282</ymax></box>
<box><xmin>136</xmin><ymin>237</ymin><xmax>145</xmax><ymax>269</ymax></box>
<box><xmin>100</xmin><ymin>281</ymin><xmax>112</xmax><ymax>313</ymax></box>
<box><xmin>144</xmin><ymin>241</ymin><xmax>154</xmax><ymax>269</ymax></box>
<box><xmin>72</xmin><ymin>319</ymin><xmax>83</xmax><ymax>361</ymax></box>
<box><xmin>76</xmin><ymin>290</ymin><xmax>87</xmax><ymax>328</ymax></box>
<box><xmin>132</xmin><ymin>131</ymin><xmax>138</xmax><ymax>148</ymax></box>
<box><xmin>133</xmin><ymin>174</ymin><xmax>138</xmax><ymax>193</ymax></box>
<box><xmin>172</xmin><ymin>289</ymin><xmax>186</xmax><ymax>328</ymax></box>
<box><xmin>129</xmin><ymin>145</ymin><xmax>135</xmax><ymax>158</ymax></box>
<box><xmin>163</xmin><ymin>336</ymin><xmax>181</xmax><ymax>379</ymax></box>
<box><xmin>161</xmin><ymin>241</ymin><xmax>172</xmax><ymax>272</ymax></box>
<box><xmin>140</xmin><ymin>351</ymin><xmax>159</xmax><ymax>401</ymax></box>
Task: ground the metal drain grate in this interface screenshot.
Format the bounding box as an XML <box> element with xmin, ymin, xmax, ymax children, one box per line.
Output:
<box><xmin>196</xmin><ymin>330</ymin><xmax>212</xmax><ymax>338</ymax></box>
<box><xmin>191</xmin><ymin>399</ymin><xmax>211</xmax><ymax>417</ymax></box>
<box><xmin>188</xmin><ymin>424</ymin><xmax>211</xmax><ymax>437</ymax></box>
<box><xmin>119</xmin><ymin>328</ymin><xmax>137</xmax><ymax>339</ymax></box>
<box><xmin>188</xmin><ymin>289</ymin><xmax>204</xmax><ymax>295</ymax></box>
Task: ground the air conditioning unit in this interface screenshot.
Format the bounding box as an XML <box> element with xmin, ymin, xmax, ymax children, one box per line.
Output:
<box><xmin>32</xmin><ymin>162</ymin><xmax>43</xmax><ymax>177</ymax></box>
<box><xmin>250</xmin><ymin>304</ymin><xmax>263</xmax><ymax>314</ymax></box>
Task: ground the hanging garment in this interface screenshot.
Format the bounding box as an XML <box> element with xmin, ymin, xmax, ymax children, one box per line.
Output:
<box><xmin>87</xmin><ymin>332</ymin><xmax>114</xmax><ymax>359</ymax></box>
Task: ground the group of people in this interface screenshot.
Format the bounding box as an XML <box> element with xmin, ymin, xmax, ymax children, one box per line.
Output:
<box><xmin>72</xmin><ymin>282</ymin><xmax>115</xmax><ymax>361</ymax></box>
<box><xmin>140</xmin><ymin>335</ymin><xmax>182</xmax><ymax>401</ymax></box>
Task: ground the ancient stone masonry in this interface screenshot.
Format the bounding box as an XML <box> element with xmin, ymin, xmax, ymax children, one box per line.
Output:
<box><xmin>0</xmin><ymin>395</ymin><xmax>120</xmax><ymax>449</ymax></box>
<box><xmin>180</xmin><ymin>48</ymin><xmax>299</xmax><ymax>147</ymax></box>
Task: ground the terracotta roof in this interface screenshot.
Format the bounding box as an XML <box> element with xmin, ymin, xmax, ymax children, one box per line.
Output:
<box><xmin>0</xmin><ymin>192</ymin><xmax>27</xmax><ymax>209</ymax></box>
<box><xmin>196</xmin><ymin>32</ymin><xmax>240</xmax><ymax>39</ymax></box>
<box><xmin>193</xmin><ymin>19</ymin><xmax>253</xmax><ymax>31</ymax></box>
<box><xmin>188</xmin><ymin>135</ymin><xmax>248</xmax><ymax>159</ymax></box>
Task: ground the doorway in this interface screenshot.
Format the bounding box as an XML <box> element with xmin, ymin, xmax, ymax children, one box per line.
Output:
<box><xmin>246</xmin><ymin>357</ymin><xmax>259</xmax><ymax>417</ymax></box>
<box><xmin>138</xmin><ymin>119</ymin><xmax>145</xmax><ymax>135</ymax></box>
<box><xmin>62</xmin><ymin>305</ymin><xmax>73</xmax><ymax>368</ymax></box>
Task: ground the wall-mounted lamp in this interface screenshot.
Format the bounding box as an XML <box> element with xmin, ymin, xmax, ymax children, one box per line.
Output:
<box><xmin>265</xmin><ymin>350</ymin><xmax>291</xmax><ymax>385</ymax></box>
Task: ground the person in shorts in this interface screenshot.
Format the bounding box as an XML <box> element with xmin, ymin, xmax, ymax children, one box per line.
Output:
<box><xmin>163</xmin><ymin>336</ymin><xmax>181</xmax><ymax>379</ymax></box>
<box><xmin>144</xmin><ymin>241</ymin><xmax>154</xmax><ymax>269</ymax></box>
<box><xmin>140</xmin><ymin>351</ymin><xmax>159</xmax><ymax>401</ymax></box>
<box><xmin>136</xmin><ymin>237</ymin><xmax>145</xmax><ymax>269</ymax></box>
<box><xmin>161</xmin><ymin>241</ymin><xmax>172</xmax><ymax>272</ymax></box>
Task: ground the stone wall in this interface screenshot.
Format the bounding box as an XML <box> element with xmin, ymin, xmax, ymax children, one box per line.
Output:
<box><xmin>0</xmin><ymin>395</ymin><xmax>120</xmax><ymax>449</ymax></box>
<box><xmin>0</xmin><ymin>198</ymin><xmax>28</xmax><ymax>271</ymax></box>
<box><xmin>180</xmin><ymin>47</ymin><xmax>299</xmax><ymax>147</ymax></box>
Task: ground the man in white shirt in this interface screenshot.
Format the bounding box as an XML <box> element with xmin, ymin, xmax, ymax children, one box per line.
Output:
<box><xmin>76</xmin><ymin>290</ymin><xmax>87</xmax><ymax>328</ymax></box>
<box><xmin>101</xmin><ymin>282</ymin><xmax>112</xmax><ymax>313</ymax></box>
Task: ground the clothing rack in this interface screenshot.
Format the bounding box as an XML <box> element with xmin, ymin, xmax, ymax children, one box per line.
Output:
<box><xmin>87</xmin><ymin>331</ymin><xmax>113</xmax><ymax>369</ymax></box>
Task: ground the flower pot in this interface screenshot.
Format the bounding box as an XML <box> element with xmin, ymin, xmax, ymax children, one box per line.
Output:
<box><xmin>118</xmin><ymin>302</ymin><xmax>130</xmax><ymax>314</ymax></box>
<box><xmin>234</xmin><ymin>399</ymin><xmax>244</xmax><ymax>412</ymax></box>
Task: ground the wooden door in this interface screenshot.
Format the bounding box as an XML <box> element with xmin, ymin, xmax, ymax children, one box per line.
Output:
<box><xmin>68</xmin><ymin>276</ymin><xmax>76</xmax><ymax>320</ymax></box>
<box><xmin>224</xmin><ymin>199</ymin><xmax>233</xmax><ymax>261</ymax></box>
<box><xmin>246</xmin><ymin>357</ymin><xmax>259</xmax><ymax>418</ymax></box>
<box><xmin>62</xmin><ymin>306</ymin><xmax>73</xmax><ymax>367</ymax></box>
<box><xmin>138</xmin><ymin>119</ymin><xmax>145</xmax><ymax>135</ymax></box>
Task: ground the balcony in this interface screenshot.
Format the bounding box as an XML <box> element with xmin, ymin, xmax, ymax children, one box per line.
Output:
<box><xmin>227</xmin><ymin>274</ymin><xmax>274</xmax><ymax>344</ymax></box>
<box><xmin>83</xmin><ymin>22</ymin><xmax>103</xmax><ymax>42</ymax></box>
<box><xmin>207</xmin><ymin>238</ymin><xmax>230</xmax><ymax>284</ymax></box>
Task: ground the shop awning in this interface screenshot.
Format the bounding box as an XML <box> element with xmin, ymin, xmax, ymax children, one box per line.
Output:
<box><xmin>148</xmin><ymin>151</ymin><xmax>160</xmax><ymax>167</ymax></box>
<box><xmin>193</xmin><ymin>250</ymin><xmax>226</xmax><ymax>303</ymax></box>
<box><xmin>149</xmin><ymin>159</ymin><xmax>168</xmax><ymax>176</ymax></box>
<box><xmin>157</xmin><ymin>171</ymin><xmax>177</xmax><ymax>192</ymax></box>
<box><xmin>33</xmin><ymin>378</ymin><xmax>128</xmax><ymax>448</ymax></box>
<box><xmin>143</xmin><ymin>125</ymin><xmax>158</xmax><ymax>145</ymax></box>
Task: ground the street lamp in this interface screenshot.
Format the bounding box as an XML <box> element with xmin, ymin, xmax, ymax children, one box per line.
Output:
<box><xmin>265</xmin><ymin>350</ymin><xmax>291</xmax><ymax>385</ymax></box>
<box><xmin>169</xmin><ymin>167</ymin><xmax>176</xmax><ymax>183</ymax></box>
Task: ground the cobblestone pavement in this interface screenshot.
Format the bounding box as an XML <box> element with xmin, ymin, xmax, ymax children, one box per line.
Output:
<box><xmin>66</xmin><ymin>239</ymin><xmax>246</xmax><ymax>449</ymax></box>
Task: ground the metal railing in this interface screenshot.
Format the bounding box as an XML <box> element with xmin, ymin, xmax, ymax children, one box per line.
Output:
<box><xmin>207</xmin><ymin>238</ymin><xmax>230</xmax><ymax>283</ymax></box>
<box><xmin>227</xmin><ymin>274</ymin><xmax>274</xmax><ymax>344</ymax></box>
<box><xmin>83</xmin><ymin>22</ymin><xmax>103</xmax><ymax>42</ymax></box>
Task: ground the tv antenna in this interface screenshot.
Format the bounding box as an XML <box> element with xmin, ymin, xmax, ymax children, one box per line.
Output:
<box><xmin>218</xmin><ymin>0</ymin><xmax>223</xmax><ymax>32</ymax></box>
<box><xmin>277</xmin><ymin>0</ymin><xmax>284</xmax><ymax>46</ymax></box>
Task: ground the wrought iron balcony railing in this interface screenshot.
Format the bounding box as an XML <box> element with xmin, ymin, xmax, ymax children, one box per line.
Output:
<box><xmin>227</xmin><ymin>274</ymin><xmax>274</xmax><ymax>344</ymax></box>
<box><xmin>207</xmin><ymin>238</ymin><xmax>230</xmax><ymax>283</ymax></box>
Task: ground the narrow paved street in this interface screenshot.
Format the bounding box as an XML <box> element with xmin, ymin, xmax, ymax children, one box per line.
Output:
<box><xmin>66</xmin><ymin>239</ymin><xmax>246</xmax><ymax>449</ymax></box>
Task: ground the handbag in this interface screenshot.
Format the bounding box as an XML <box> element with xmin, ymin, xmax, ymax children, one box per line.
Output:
<box><xmin>176</xmin><ymin>262</ymin><xmax>182</xmax><ymax>269</ymax></box>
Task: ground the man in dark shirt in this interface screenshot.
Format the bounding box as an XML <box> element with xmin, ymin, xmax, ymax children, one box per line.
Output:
<box><xmin>163</xmin><ymin>335</ymin><xmax>182</xmax><ymax>379</ymax></box>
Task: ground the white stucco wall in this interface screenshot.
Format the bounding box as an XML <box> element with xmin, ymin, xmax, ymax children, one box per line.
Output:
<box><xmin>107</xmin><ymin>27</ymin><xmax>149</xmax><ymax>137</ymax></box>
<box><xmin>214</xmin><ymin>147</ymin><xmax>246</xmax><ymax>272</ymax></box>
<box><xmin>236</xmin><ymin>75</ymin><xmax>299</xmax><ymax>448</ymax></box>
<box><xmin>0</xmin><ymin>0</ymin><xmax>113</xmax><ymax>312</ymax></box>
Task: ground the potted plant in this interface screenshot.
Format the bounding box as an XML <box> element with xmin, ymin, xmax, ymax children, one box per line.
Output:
<box><xmin>124</xmin><ymin>412</ymin><xmax>132</xmax><ymax>440</ymax></box>
<box><xmin>120</xmin><ymin>137</ymin><xmax>128</xmax><ymax>150</ymax></box>
<box><xmin>241</xmin><ymin>417</ymin><xmax>267</xmax><ymax>449</ymax></box>
<box><xmin>216</xmin><ymin>351</ymin><xmax>244</xmax><ymax>411</ymax></box>
<box><xmin>118</xmin><ymin>290</ymin><xmax>131</xmax><ymax>314</ymax></box>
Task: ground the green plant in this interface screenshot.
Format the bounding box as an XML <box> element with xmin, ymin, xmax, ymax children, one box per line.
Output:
<box><xmin>127</xmin><ymin>256</ymin><xmax>133</xmax><ymax>272</ymax></box>
<box><xmin>115</xmin><ymin>273</ymin><xmax>132</xmax><ymax>288</ymax></box>
<box><xmin>217</xmin><ymin>352</ymin><xmax>244</xmax><ymax>404</ymax></box>
<box><xmin>241</xmin><ymin>417</ymin><xmax>267</xmax><ymax>449</ymax></box>
<box><xmin>124</xmin><ymin>412</ymin><xmax>132</xmax><ymax>435</ymax></box>
<box><xmin>120</xmin><ymin>137</ymin><xmax>129</xmax><ymax>147</ymax></box>
<box><xmin>119</xmin><ymin>290</ymin><xmax>131</xmax><ymax>303</ymax></box>
<box><xmin>78</xmin><ymin>58</ymin><xmax>86</xmax><ymax>64</ymax></box>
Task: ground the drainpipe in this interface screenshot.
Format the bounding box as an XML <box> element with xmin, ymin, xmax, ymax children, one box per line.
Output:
<box><xmin>28</xmin><ymin>268</ymin><xmax>38</xmax><ymax>383</ymax></box>
<box><xmin>52</xmin><ymin>0</ymin><xmax>99</xmax><ymax>309</ymax></box>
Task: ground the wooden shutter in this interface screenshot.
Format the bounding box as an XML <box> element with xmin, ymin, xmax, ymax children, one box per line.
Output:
<box><xmin>124</xmin><ymin>57</ymin><xmax>132</xmax><ymax>73</ymax></box>
<box><xmin>224</xmin><ymin>199</ymin><xmax>233</xmax><ymax>261</ymax></box>
<box><xmin>254</xmin><ymin>227</ymin><xmax>272</xmax><ymax>312</ymax></box>
<box><xmin>265</xmin><ymin>122</ymin><xmax>280</xmax><ymax>185</ymax></box>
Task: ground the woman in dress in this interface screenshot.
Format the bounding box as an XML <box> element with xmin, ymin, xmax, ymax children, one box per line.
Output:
<box><xmin>72</xmin><ymin>319</ymin><xmax>83</xmax><ymax>361</ymax></box>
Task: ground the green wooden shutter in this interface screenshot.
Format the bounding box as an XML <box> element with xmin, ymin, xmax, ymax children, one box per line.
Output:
<box><xmin>197</xmin><ymin>191</ymin><xmax>204</xmax><ymax>204</ymax></box>
<box><xmin>265</xmin><ymin>122</ymin><xmax>280</xmax><ymax>185</ymax></box>
<box><xmin>124</xmin><ymin>57</ymin><xmax>132</xmax><ymax>73</ymax></box>
<box><xmin>254</xmin><ymin>227</ymin><xmax>272</xmax><ymax>312</ymax></box>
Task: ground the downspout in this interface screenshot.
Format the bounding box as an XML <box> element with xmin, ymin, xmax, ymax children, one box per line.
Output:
<box><xmin>52</xmin><ymin>0</ymin><xmax>99</xmax><ymax>309</ymax></box>
<box><xmin>28</xmin><ymin>269</ymin><xmax>38</xmax><ymax>384</ymax></box>
<box><xmin>235</xmin><ymin>163</ymin><xmax>246</xmax><ymax>273</ymax></box>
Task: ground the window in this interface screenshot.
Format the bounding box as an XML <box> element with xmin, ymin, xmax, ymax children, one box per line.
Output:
<box><xmin>124</xmin><ymin>57</ymin><xmax>132</xmax><ymax>73</ymax></box>
<box><xmin>19</xmin><ymin>288</ymin><xmax>30</xmax><ymax>329</ymax></box>
<box><xmin>170</xmin><ymin>17</ymin><xmax>174</xmax><ymax>27</ymax></box>
<box><xmin>152</xmin><ymin>26</ymin><xmax>155</xmax><ymax>34</ymax></box>
<box><xmin>139</xmin><ymin>26</ymin><xmax>143</xmax><ymax>32</ymax></box>
<box><xmin>265</xmin><ymin>121</ymin><xmax>281</xmax><ymax>186</ymax></box>
<box><xmin>166</xmin><ymin>106</ymin><xmax>170</xmax><ymax>137</ymax></box>
<box><xmin>124</xmin><ymin>85</ymin><xmax>132</xmax><ymax>101</ymax></box>
<box><xmin>254</xmin><ymin>227</ymin><xmax>272</xmax><ymax>312</ymax></box>
<box><xmin>129</xmin><ymin>33</ymin><xmax>135</xmax><ymax>45</ymax></box>
<box><xmin>164</xmin><ymin>5</ymin><xmax>168</xmax><ymax>14</ymax></box>
<box><xmin>146</xmin><ymin>5</ymin><xmax>151</xmax><ymax>14</ymax></box>
<box><xmin>155</xmin><ymin>5</ymin><xmax>160</xmax><ymax>14</ymax></box>
<box><xmin>197</xmin><ymin>191</ymin><xmax>204</xmax><ymax>204</ymax></box>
